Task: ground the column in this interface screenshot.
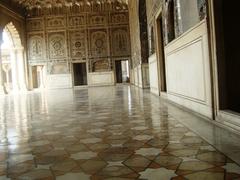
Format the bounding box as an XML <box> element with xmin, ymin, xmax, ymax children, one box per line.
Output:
<box><xmin>0</xmin><ymin>28</ymin><xmax>5</xmax><ymax>94</ymax></box>
<box><xmin>10</xmin><ymin>49</ymin><xmax>18</xmax><ymax>91</ymax></box>
<box><xmin>16</xmin><ymin>48</ymin><xmax>26</xmax><ymax>91</ymax></box>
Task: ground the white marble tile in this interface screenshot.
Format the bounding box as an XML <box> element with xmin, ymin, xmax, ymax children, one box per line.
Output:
<box><xmin>70</xmin><ymin>152</ymin><xmax>97</xmax><ymax>160</ymax></box>
<box><xmin>57</xmin><ymin>173</ymin><xmax>90</xmax><ymax>180</ymax></box>
<box><xmin>140</xmin><ymin>168</ymin><xmax>177</xmax><ymax>180</ymax></box>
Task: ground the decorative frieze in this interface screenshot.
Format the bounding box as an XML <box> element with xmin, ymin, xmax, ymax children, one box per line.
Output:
<box><xmin>46</xmin><ymin>16</ymin><xmax>66</xmax><ymax>29</ymax></box>
<box><xmin>110</xmin><ymin>12</ymin><xmax>129</xmax><ymax>24</ymax></box>
<box><xmin>27</xmin><ymin>19</ymin><xmax>44</xmax><ymax>31</ymax></box>
<box><xmin>68</xmin><ymin>15</ymin><xmax>86</xmax><ymax>27</ymax></box>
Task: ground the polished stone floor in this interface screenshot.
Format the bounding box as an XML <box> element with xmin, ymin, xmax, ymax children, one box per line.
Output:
<box><xmin>0</xmin><ymin>85</ymin><xmax>240</xmax><ymax>180</ymax></box>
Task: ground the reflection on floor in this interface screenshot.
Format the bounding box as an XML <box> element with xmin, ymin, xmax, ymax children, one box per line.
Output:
<box><xmin>0</xmin><ymin>85</ymin><xmax>240</xmax><ymax>179</ymax></box>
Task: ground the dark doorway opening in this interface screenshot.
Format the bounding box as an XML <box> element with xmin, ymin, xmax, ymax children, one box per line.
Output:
<box><xmin>157</xmin><ymin>15</ymin><xmax>167</xmax><ymax>92</ymax></box>
<box><xmin>32</xmin><ymin>65</ymin><xmax>44</xmax><ymax>89</ymax></box>
<box><xmin>214</xmin><ymin>0</ymin><xmax>240</xmax><ymax>113</ymax></box>
<box><xmin>73</xmin><ymin>63</ymin><xmax>87</xmax><ymax>86</ymax></box>
<box><xmin>115</xmin><ymin>60</ymin><xmax>130</xmax><ymax>84</ymax></box>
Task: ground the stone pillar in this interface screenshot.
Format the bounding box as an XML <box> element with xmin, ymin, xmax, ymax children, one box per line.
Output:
<box><xmin>16</xmin><ymin>48</ymin><xmax>27</xmax><ymax>91</ymax></box>
<box><xmin>10</xmin><ymin>49</ymin><xmax>19</xmax><ymax>91</ymax></box>
<box><xmin>0</xmin><ymin>28</ymin><xmax>5</xmax><ymax>94</ymax></box>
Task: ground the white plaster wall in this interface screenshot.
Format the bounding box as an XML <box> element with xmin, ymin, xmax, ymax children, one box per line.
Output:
<box><xmin>138</xmin><ymin>65</ymin><xmax>143</xmax><ymax>88</ymax></box>
<box><xmin>142</xmin><ymin>64</ymin><xmax>150</xmax><ymax>88</ymax></box>
<box><xmin>165</xmin><ymin>20</ymin><xmax>212</xmax><ymax>118</ymax></box>
<box><xmin>47</xmin><ymin>74</ymin><xmax>72</xmax><ymax>89</ymax></box>
<box><xmin>88</xmin><ymin>72</ymin><xmax>114</xmax><ymax>86</ymax></box>
<box><xmin>130</xmin><ymin>69</ymin><xmax>135</xmax><ymax>85</ymax></box>
<box><xmin>149</xmin><ymin>53</ymin><xmax>159</xmax><ymax>95</ymax></box>
<box><xmin>134</xmin><ymin>67</ymin><xmax>139</xmax><ymax>87</ymax></box>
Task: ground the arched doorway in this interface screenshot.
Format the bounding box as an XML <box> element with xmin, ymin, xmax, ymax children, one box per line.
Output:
<box><xmin>0</xmin><ymin>22</ymin><xmax>26</xmax><ymax>93</ymax></box>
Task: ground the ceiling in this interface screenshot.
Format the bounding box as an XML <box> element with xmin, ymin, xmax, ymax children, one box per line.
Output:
<box><xmin>12</xmin><ymin>0</ymin><xmax>128</xmax><ymax>10</ymax></box>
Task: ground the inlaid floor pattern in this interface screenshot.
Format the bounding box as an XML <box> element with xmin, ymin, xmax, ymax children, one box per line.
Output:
<box><xmin>0</xmin><ymin>86</ymin><xmax>240</xmax><ymax>179</ymax></box>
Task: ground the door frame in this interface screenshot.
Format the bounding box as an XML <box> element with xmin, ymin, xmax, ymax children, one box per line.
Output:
<box><xmin>154</xmin><ymin>9</ymin><xmax>168</xmax><ymax>96</ymax></box>
<box><xmin>113</xmin><ymin>58</ymin><xmax>131</xmax><ymax>85</ymax></box>
<box><xmin>207</xmin><ymin>0</ymin><xmax>240</xmax><ymax>130</ymax></box>
<box><xmin>72</xmin><ymin>61</ymin><xmax>88</xmax><ymax>87</ymax></box>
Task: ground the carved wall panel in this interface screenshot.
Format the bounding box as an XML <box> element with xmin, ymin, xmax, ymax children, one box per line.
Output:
<box><xmin>27</xmin><ymin>18</ymin><xmax>44</xmax><ymax>31</ymax></box>
<box><xmin>68</xmin><ymin>15</ymin><xmax>86</xmax><ymax>27</ymax></box>
<box><xmin>48</xmin><ymin>32</ymin><xmax>67</xmax><ymax>59</ymax></box>
<box><xmin>28</xmin><ymin>34</ymin><xmax>45</xmax><ymax>62</ymax></box>
<box><xmin>69</xmin><ymin>30</ymin><xmax>86</xmax><ymax>60</ymax></box>
<box><xmin>89</xmin><ymin>29</ymin><xmax>109</xmax><ymax>58</ymax></box>
<box><xmin>26</xmin><ymin>11</ymin><xmax>130</xmax><ymax>75</ymax></box>
<box><xmin>110</xmin><ymin>12</ymin><xmax>129</xmax><ymax>24</ymax></box>
<box><xmin>49</xmin><ymin>62</ymin><xmax>69</xmax><ymax>74</ymax></box>
<box><xmin>88</xmin><ymin>14</ymin><xmax>108</xmax><ymax>26</ymax></box>
<box><xmin>111</xmin><ymin>27</ymin><xmax>130</xmax><ymax>56</ymax></box>
<box><xmin>46</xmin><ymin>16</ymin><xmax>65</xmax><ymax>29</ymax></box>
<box><xmin>91</xmin><ymin>59</ymin><xmax>110</xmax><ymax>72</ymax></box>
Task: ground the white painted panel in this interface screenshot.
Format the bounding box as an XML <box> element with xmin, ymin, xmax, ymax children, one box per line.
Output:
<box><xmin>149</xmin><ymin>54</ymin><xmax>159</xmax><ymax>95</ymax></box>
<box><xmin>165</xmin><ymin>20</ymin><xmax>212</xmax><ymax>118</ymax></box>
<box><xmin>138</xmin><ymin>65</ymin><xmax>142</xmax><ymax>88</ymax></box>
<box><xmin>167</xmin><ymin>39</ymin><xmax>205</xmax><ymax>102</ymax></box>
<box><xmin>47</xmin><ymin>74</ymin><xmax>72</xmax><ymax>89</ymax></box>
<box><xmin>88</xmin><ymin>72</ymin><xmax>114</xmax><ymax>86</ymax></box>
<box><xmin>134</xmin><ymin>67</ymin><xmax>138</xmax><ymax>86</ymax></box>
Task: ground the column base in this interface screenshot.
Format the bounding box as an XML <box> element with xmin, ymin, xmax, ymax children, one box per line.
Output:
<box><xmin>0</xmin><ymin>85</ymin><xmax>6</xmax><ymax>95</ymax></box>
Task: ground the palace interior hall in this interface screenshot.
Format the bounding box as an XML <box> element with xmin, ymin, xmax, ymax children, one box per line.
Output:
<box><xmin>0</xmin><ymin>0</ymin><xmax>240</xmax><ymax>179</ymax></box>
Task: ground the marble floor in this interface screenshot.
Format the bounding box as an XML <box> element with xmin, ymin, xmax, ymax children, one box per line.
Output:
<box><xmin>0</xmin><ymin>85</ymin><xmax>240</xmax><ymax>180</ymax></box>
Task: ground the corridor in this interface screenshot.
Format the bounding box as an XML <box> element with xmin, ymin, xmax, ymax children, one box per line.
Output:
<box><xmin>0</xmin><ymin>85</ymin><xmax>240</xmax><ymax>179</ymax></box>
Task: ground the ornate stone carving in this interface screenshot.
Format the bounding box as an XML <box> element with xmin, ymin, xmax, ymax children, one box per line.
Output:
<box><xmin>26</xmin><ymin>10</ymin><xmax>131</xmax><ymax>74</ymax></box>
<box><xmin>88</xmin><ymin>14</ymin><xmax>108</xmax><ymax>26</ymax></box>
<box><xmin>89</xmin><ymin>29</ymin><xmax>109</xmax><ymax>58</ymax></box>
<box><xmin>48</xmin><ymin>32</ymin><xmax>66</xmax><ymax>59</ymax></box>
<box><xmin>46</xmin><ymin>17</ymin><xmax>65</xmax><ymax>29</ymax></box>
<box><xmin>110</xmin><ymin>12</ymin><xmax>128</xmax><ymax>24</ymax></box>
<box><xmin>69</xmin><ymin>30</ymin><xmax>86</xmax><ymax>59</ymax></box>
<box><xmin>111</xmin><ymin>27</ymin><xmax>130</xmax><ymax>56</ymax></box>
<box><xmin>68</xmin><ymin>15</ymin><xmax>86</xmax><ymax>27</ymax></box>
<box><xmin>91</xmin><ymin>59</ymin><xmax>110</xmax><ymax>72</ymax></box>
<box><xmin>27</xmin><ymin>19</ymin><xmax>44</xmax><ymax>31</ymax></box>
<box><xmin>48</xmin><ymin>62</ymin><xmax>69</xmax><ymax>74</ymax></box>
<box><xmin>28</xmin><ymin>34</ymin><xmax>45</xmax><ymax>61</ymax></box>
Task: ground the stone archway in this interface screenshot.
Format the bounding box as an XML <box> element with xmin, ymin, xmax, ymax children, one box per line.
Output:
<box><xmin>0</xmin><ymin>22</ymin><xmax>26</xmax><ymax>94</ymax></box>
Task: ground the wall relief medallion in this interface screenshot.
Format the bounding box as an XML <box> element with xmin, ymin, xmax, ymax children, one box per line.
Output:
<box><xmin>48</xmin><ymin>32</ymin><xmax>66</xmax><ymax>59</ymax></box>
<box><xmin>89</xmin><ymin>29</ymin><xmax>108</xmax><ymax>57</ymax></box>
<box><xmin>69</xmin><ymin>30</ymin><xmax>86</xmax><ymax>59</ymax></box>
